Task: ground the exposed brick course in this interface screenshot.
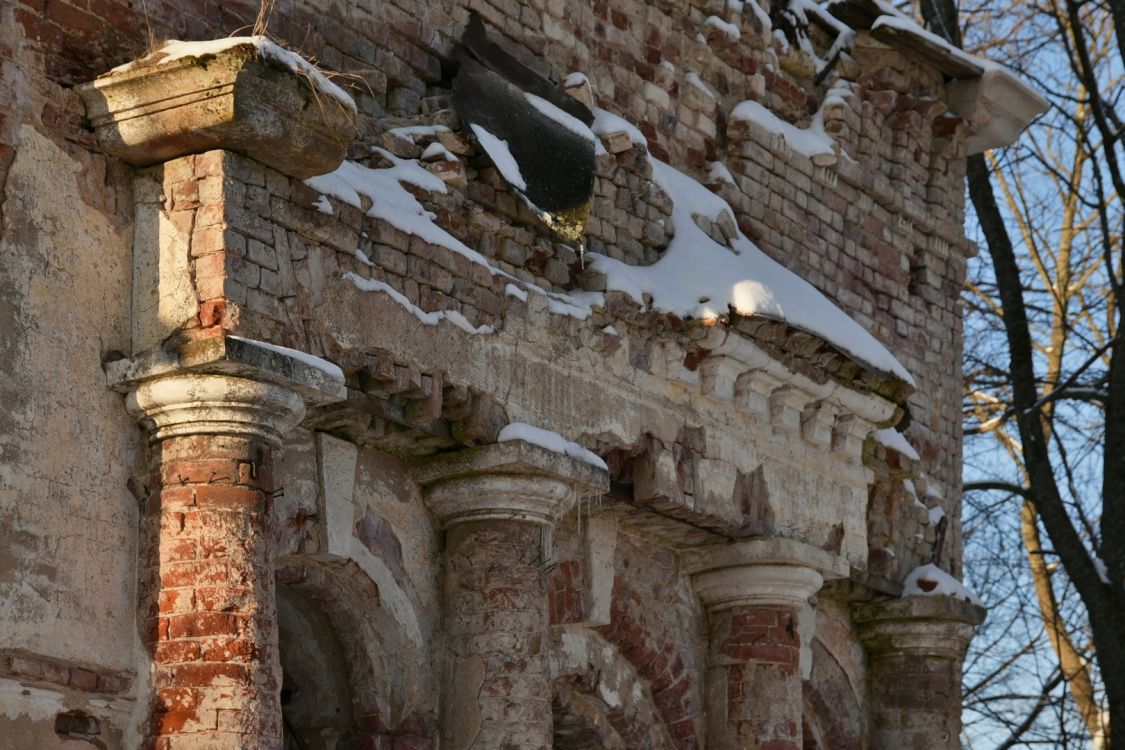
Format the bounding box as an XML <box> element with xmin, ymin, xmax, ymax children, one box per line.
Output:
<box><xmin>141</xmin><ymin>435</ymin><xmax>283</xmax><ymax>749</ymax></box>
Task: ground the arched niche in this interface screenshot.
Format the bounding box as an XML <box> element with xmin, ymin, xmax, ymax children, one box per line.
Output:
<box><xmin>278</xmin><ymin>584</ymin><xmax>355</xmax><ymax>749</ymax></box>
<box><xmin>276</xmin><ymin>556</ymin><xmax>430</xmax><ymax>741</ymax></box>
<box><xmin>550</xmin><ymin>625</ymin><xmax>677</xmax><ymax>750</ymax></box>
<box><xmin>553</xmin><ymin>684</ymin><xmax>627</xmax><ymax>750</ymax></box>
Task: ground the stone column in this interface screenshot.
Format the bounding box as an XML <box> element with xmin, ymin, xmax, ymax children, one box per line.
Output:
<box><xmin>417</xmin><ymin>441</ymin><xmax>609</xmax><ymax>750</ymax></box>
<box><xmin>127</xmin><ymin>372</ymin><xmax>308</xmax><ymax>748</ymax></box>
<box><xmin>686</xmin><ymin>539</ymin><xmax>845</xmax><ymax>750</ymax></box>
<box><xmin>854</xmin><ymin>595</ymin><xmax>985</xmax><ymax>750</ymax></box>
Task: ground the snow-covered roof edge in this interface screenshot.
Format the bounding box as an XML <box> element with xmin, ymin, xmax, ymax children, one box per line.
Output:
<box><xmin>826</xmin><ymin>1</ymin><xmax>1048</xmax><ymax>151</ymax></box>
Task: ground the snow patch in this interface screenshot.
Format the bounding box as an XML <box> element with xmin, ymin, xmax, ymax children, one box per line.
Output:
<box><xmin>927</xmin><ymin>505</ymin><xmax>946</xmax><ymax>527</ymax></box>
<box><xmin>902</xmin><ymin>564</ymin><xmax>983</xmax><ymax>606</ymax></box>
<box><xmin>498</xmin><ymin>422</ymin><xmax>608</xmax><ymax>470</ymax></box>
<box><xmin>745</xmin><ymin>0</ymin><xmax>772</xmax><ymax>32</ymax></box>
<box><xmin>564</xmin><ymin>72</ymin><xmax>589</xmax><ymax>87</ymax></box>
<box><xmin>589</xmin><ymin>158</ymin><xmax>914</xmax><ymax>383</ymax></box>
<box><xmin>592</xmin><ymin>108</ymin><xmax>647</xmax><ymax>146</ymax></box>
<box><xmin>470</xmin><ymin>124</ymin><xmax>527</xmax><ymax>190</ymax></box>
<box><xmin>346</xmin><ymin>273</ymin><xmax>494</xmax><ymax>334</ymax></box>
<box><xmin>707</xmin><ymin>161</ymin><xmax>736</xmax><ymax>185</ymax></box>
<box><xmin>504</xmin><ymin>283</ymin><xmax>529</xmax><ymax>302</ymax></box>
<box><xmin>873</xmin><ymin>428</ymin><xmax>920</xmax><ymax>460</ymax></box>
<box><xmin>703</xmin><ymin>15</ymin><xmax>741</xmax><ymax>40</ymax></box>
<box><xmin>685</xmin><ymin>72</ymin><xmax>717</xmax><ymax>100</ymax></box>
<box><xmin>524</xmin><ymin>92</ymin><xmax>596</xmax><ymax>143</ymax></box>
<box><xmin>388</xmin><ymin>124</ymin><xmax>451</xmax><ymax>139</ymax></box>
<box><xmin>306</xmin><ymin>152</ymin><xmax>502</xmax><ymax>277</ymax></box>
<box><xmin>421</xmin><ymin>141</ymin><xmax>458</xmax><ymax>162</ymax></box>
<box><xmin>228</xmin><ymin>335</ymin><xmax>345</xmax><ymax>382</ymax></box>
<box><xmin>731</xmin><ymin>99</ymin><xmax>835</xmax><ymax>158</ymax></box>
<box><xmin>313</xmin><ymin>195</ymin><xmax>334</xmax><ymax>215</ymax></box>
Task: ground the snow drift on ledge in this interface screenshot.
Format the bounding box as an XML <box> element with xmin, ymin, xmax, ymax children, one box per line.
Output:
<box><xmin>498</xmin><ymin>422</ymin><xmax>608</xmax><ymax>471</ymax></box>
<box><xmin>111</xmin><ymin>37</ymin><xmax>357</xmax><ymax>115</ymax></box>
<box><xmin>902</xmin><ymin>564</ymin><xmax>984</xmax><ymax>606</ymax></box>
<box><xmin>306</xmin><ymin>107</ymin><xmax>914</xmax><ymax>386</ymax></box>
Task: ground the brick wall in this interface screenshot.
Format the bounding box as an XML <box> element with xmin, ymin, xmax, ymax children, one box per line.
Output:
<box><xmin>1</xmin><ymin>0</ymin><xmax>984</xmax><ymax>744</ymax></box>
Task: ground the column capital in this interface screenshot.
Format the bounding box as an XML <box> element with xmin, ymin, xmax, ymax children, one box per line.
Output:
<box><xmin>117</xmin><ymin>335</ymin><xmax>347</xmax><ymax>446</ymax></box>
<box><xmin>853</xmin><ymin>595</ymin><xmax>985</xmax><ymax>660</ymax></box>
<box><xmin>416</xmin><ymin>440</ymin><xmax>609</xmax><ymax>528</ymax></box>
<box><xmin>126</xmin><ymin>373</ymin><xmax>306</xmax><ymax>447</ymax></box>
<box><xmin>685</xmin><ymin>538</ymin><xmax>845</xmax><ymax>611</ymax></box>
<box><xmin>693</xmin><ymin>563</ymin><xmax>823</xmax><ymax>611</ymax></box>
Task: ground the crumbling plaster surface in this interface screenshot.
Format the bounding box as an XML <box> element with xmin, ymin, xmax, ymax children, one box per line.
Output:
<box><xmin>272</xmin><ymin>429</ymin><xmax>443</xmax><ymax>728</ymax></box>
<box><xmin>0</xmin><ymin>123</ymin><xmax>145</xmax><ymax>740</ymax></box>
<box><xmin>318</xmin><ymin>280</ymin><xmax>878</xmax><ymax>563</ymax></box>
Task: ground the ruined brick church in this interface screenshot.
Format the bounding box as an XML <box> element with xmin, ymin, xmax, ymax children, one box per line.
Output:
<box><xmin>0</xmin><ymin>0</ymin><xmax>1044</xmax><ymax>747</ymax></box>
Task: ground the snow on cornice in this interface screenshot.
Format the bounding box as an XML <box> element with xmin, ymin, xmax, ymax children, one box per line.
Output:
<box><xmin>306</xmin><ymin>109</ymin><xmax>914</xmax><ymax>386</ymax></box>
<box><xmin>109</xmin><ymin>36</ymin><xmax>356</xmax><ymax>115</ymax></box>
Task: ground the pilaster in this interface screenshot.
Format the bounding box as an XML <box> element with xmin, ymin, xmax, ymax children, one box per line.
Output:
<box><xmin>117</xmin><ymin>337</ymin><xmax>344</xmax><ymax>748</ymax></box>
<box><xmin>686</xmin><ymin>539</ymin><xmax>845</xmax><ymax>750</ymax></box>
<box><xmin>417</xmin><ymin>440</ymin><xmax>608</xmax><ymax>750</ymax></box>
<box><xmin>854</xmin><ymin>594</ymin><xmax>985</xmax><ymax>750</ymax></box>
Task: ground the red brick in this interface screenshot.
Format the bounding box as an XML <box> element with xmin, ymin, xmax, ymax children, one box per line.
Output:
<box><xmin>194</xmin><ymin>485</ymin><xmax>263</xmax><ymax>509</ymax></box>
<box><xmin>161</xmin><ymin>458</ymin><xmax>240</xmax><ymax>486</ymax></box>
<box><xmin>159</xmin><ymin>588</ymin><xmax>196</xmax><ymax>614</ymax></box>
<box><xmin>161</xmin><ymin>539</ymin><xmax>198</xmax><ymax>564</ymax></box>
<box><xmin>69</xmin><ymin>667</ymin><xmax>98</xmax><ymax>692</ymax></box>
<box><xmin>156</xmin><ymin>687</ymin><xmax>201</xmax><ymax>713</ymax></box>
<box><xmin>168</xmin><ymin>662</ymin><xmax>250</xmax><ymax>687</ymax></box>
<box><xmin>167</xmin><ymin>612</ymin><xmax>241</xmax><ymax>639</ymax></box>
<box><xmin>155</xmin><ymin>640</ymin><xmax>202</xmax><ymax>664</ymax></box>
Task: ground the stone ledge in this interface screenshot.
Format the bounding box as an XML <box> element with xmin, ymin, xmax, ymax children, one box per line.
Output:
<box><xmin>77</xmin><ymin>41</ymin><xmax>356</xmax><ymax>179</ymax></box>
<box><xmin>105</xmin><ymin>334</ymin><xmax>346</xmax><ymax>407</ymax></box>
<box><xmin>414</xmin><ymin>439</ymin><xmax>609</xmax><ymax>494</ymax></box>
<box><xmin>682</xmin><ymin>537</ymin><xmax>851</xmax><ymax>580</ymax></box>
<box><xmin>416</xmin><ymin>440</ymin><xmax>610</xmax><ymax>528</ymax></box>
<box><xmin>854</xmin><ymin>594</ymin><xmax>986</xmax><ymax>659</ymax></box>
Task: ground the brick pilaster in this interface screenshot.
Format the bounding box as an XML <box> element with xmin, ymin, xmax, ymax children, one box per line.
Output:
<box><xmin>142</xmin><ymin>434</ymin><xmax>280</xmax><ymax>747</ymax></box>
<box><xmin>127</xmin><ymin>372</ymin><xmax>309</xmax><ymax>749</ymax></box>
<box><xmin>444</xmin><ymin>519</ymin><xmax>553</xmax><ymax>749</ymax></box>
<box><xmin>690</xmin><ymin>554</ymin><xmax>826</xmax><ymax>750</ymax></box>
<box><xmin>417</xmin><ymin>440</ymin><xmax>609</xmax><ymax>750</ymax></box>
<box><xmin>707</xmin><ymin>605</ymin><xmax>803</xmax><ymax>750</ymax></box>
<box><xmin>854</xmin><ymin>595</ymin><xmax>984</xmax><ymax>750</ymax></box>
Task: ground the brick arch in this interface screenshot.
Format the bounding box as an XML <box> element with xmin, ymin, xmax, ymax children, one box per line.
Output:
<box><xmin>275</xmin><ymin>556</ymin><xmax>435</xmax><ymax>742</ymax></box>
<box><xmin>595</xmin><ymin>579</ymin><xmax>701</xmax><ymax>748</ymax></box>
<box><xmin>550</xmin><ymin>626</ymin><xmax>677</xmax><ymax>750</ymax></box>
<box><xmin>553</xmin><ymin>685</ymin><xmax>627</xmax><ymax>750</ymax></box>
<box><xmin>802</xmin><ymin>638</ymin><xmax>862</xmax><ymax>750</ymax></box>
